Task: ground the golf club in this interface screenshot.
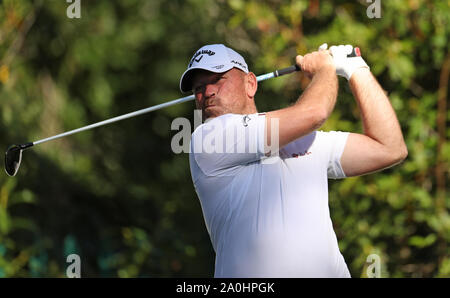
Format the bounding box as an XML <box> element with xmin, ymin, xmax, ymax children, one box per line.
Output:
<box><xmin>5</xmin><ymin>48</ymin><xmax>361</xmax><ymax>177</ymax></box>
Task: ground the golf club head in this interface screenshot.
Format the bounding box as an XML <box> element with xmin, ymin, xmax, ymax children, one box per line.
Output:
<box><xmin>4</xmin><ymin>143</ymin><xmax>33</xmax><ymax>177</ymax></box>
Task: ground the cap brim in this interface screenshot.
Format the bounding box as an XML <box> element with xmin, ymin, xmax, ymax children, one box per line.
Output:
<box><xmin>179</xmin><ymin>65</ymin><xmax>234</xmax><ymax>93</ymax></box>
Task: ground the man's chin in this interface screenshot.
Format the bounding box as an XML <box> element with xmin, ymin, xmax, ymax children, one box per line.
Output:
<box><xmin>203</xmin><ymin>109</ymin><xmax>224</xmax><ymax>122</ymax></box>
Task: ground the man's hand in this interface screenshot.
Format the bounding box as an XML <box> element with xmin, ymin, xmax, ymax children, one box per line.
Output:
<box><xmin>328</xmin><ymin>44</ymin><xmax>369</xmax><ymax>80</ymax></box>
<box><xmin>295</xmin><ymin>47</ymin><xmax>335</xmax><ymax>79</ymax></box>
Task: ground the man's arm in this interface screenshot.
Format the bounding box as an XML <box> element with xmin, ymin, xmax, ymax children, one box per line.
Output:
<box><xmin>340</xmin><ymin>68</ymin><xmax>408</xmax><ymax>176</ymax></box>
<box><xmin>266</xmin><ymin>49</ymin><xmax>338</xmax><ymax>152</ymax></box>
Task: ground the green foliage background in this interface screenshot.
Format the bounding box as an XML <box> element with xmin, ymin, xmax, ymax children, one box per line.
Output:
<box><xmin>0</xmin><ymin>0</ymin><xmax>448</xmax><ymax>277</ymax></box>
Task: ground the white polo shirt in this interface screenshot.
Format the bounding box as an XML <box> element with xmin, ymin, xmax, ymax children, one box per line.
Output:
<box><xmin>189</xmin><ymin>113</ymin><xmax>351</xmax><ymax>277</ymax></box>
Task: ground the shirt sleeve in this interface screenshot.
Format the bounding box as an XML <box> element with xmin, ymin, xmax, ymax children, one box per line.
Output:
<box><xmin>190</xmin><ymin>113</ymin><xmax>266</xmax><ymax>176</ymax></box>
<box><xmin>317</xmin><ymin>130</ymin><xmax>350</xmax><ymax>179</ymax></box>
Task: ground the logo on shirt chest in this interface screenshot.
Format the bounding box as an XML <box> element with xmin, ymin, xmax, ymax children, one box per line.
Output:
<box><xmin>242</xmin><ymin>115</ymin><xmax>251</xmax><ymax>127</ymax></box>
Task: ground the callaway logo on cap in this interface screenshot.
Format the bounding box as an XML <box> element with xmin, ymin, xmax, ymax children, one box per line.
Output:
<box><xmin>179</xmin><ymin>44</ymin><xmax>249</xmax><ymax>93</ymax></box>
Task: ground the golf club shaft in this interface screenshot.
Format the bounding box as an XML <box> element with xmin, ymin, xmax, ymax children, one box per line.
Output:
<box><xmin>33</xmin><ymin>94</ymin><xmax>196</xmax><ymax>145</ymax></box>
<box><xmin>32</xmin><ymin>65</ymin><xmax>301</xmax><ymax>146</ymax></box>
<box><xmin>31</xmin><ymin>46</ymin><xmax>362</xmax><ymax>146</ymax></box>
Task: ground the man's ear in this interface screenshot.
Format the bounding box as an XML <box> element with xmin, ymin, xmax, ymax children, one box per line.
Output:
<box><xmin>245</xmin><ymin>72</ymin><xmax>258</xmax><ymax>98</ymax></box>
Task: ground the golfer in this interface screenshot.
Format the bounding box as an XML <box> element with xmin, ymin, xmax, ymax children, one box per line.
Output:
<box><xmin>180</xmin><ymin>43</ymin><xmax>407</xmax><ymax>277</ymax></box>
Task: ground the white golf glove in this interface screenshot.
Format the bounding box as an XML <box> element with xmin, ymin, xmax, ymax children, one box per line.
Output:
<box><xmin>319</xmin><ymin>43</ymin><xmax>369</xmax><ymax>80</ymax></box>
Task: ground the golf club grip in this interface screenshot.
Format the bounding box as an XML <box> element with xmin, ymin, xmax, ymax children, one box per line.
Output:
<box><xmin>274</xmin><ymin>47</ymin><xmax>361</xmax><ymax>77</ymax></box>
<box><xmin>348</xmin><ymin>47</ymin><xmax>361</xmax><ymax>57</ymax></box>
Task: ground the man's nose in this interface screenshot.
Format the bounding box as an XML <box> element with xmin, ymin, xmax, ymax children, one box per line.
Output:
<box><xmin>204</xmin><ymin>83</ymin><xmax>217</xmax><ymax>98</ymax></box>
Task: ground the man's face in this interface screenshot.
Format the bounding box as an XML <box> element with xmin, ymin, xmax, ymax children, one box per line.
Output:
<box><xmin>191</xmin><ymin>68</ymin><xmax>248</xmax><ymax>120</ymax></box>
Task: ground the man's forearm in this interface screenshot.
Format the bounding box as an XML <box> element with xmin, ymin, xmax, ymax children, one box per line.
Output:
<box><xmin>297</xmin><ymin>65</ymin><xmax>338</xmax><ymax>122</ymax></box>
<box><xmin>266</xmin><ymin>51</ymin><xmax>338</xmax><ymax>150</ymax></box>
<box><xmin>349</xmin><ymin>68</ymin><xmax>407</xmax><ymax>156</ymax></box>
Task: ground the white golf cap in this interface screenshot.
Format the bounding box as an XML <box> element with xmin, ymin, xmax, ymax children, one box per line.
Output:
<box><xmin>179</xmin><ymin>44</ymin><xmax>249</xmax><ymax>93</ymax></box>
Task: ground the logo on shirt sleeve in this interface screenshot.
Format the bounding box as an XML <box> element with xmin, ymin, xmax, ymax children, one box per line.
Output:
<box><xmin>292</xmin><ymin>150</ymin><xmax>312</xmax><ymax>158</ymax></box>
